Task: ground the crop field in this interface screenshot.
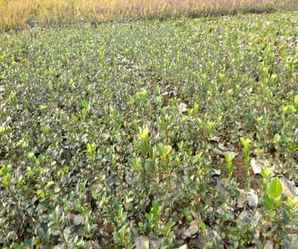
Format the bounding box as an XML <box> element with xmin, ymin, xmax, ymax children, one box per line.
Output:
<box><xmin>0</xmin><ymin>10</ymin><xmax>298</xmax><ymax>249</ymax></box>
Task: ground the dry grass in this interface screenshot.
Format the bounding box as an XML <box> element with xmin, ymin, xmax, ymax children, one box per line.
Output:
<box><xmin>0</xmin><ymin>0</ymin><xmax>296</xmax><ymax>30</ymax></box>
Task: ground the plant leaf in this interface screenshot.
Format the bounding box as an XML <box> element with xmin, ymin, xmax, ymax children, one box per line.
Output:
<box><xmin>267</xmin><ymin>178</ymin><xmax>283</xmax><ymax>199</ymax></box>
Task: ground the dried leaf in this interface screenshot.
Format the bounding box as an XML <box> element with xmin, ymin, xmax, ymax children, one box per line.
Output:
<box><xmin>177</xmin><ymin>245</ymin><xmax>188</xmax><ymax>249</ymax></box>
<box><xmin>264</xmin><ymin>240</ymin><xmax>273</xmax><ymax>249</ymax></box>
<box><xmin>280</xmin><ymin>176</ymin><xmax>298</xmax><ymax>198</ymax></box>
<box><xmin>179</xmin><ymin>102</ymin><xmax>188</xmax><ymax>114</ymax></box>
<box><xmin>250</xmin><ymin>158</ymin><xmax>262</xmax><ymax>175</ymax></box>
<box><xmin>182</xmin><ymin>220</ymin><xmax>199</xmax><ymax>239</ymax></box>
<box><xmin>135</xmin><ymin>236</ymin><xmax>149</xmax><ymax>249</ymax></box>
<box><xmin>247</xmin><ymin>189</ymin><xmax>258</xmax><ymax>209</ymax></box>
<box><xmin>68</xmin><ymin>213</ymin><xmax>84</xmax><ymax>226</ymax></box>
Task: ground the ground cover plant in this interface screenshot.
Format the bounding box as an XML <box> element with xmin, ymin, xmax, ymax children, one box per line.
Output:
<box><xmin>0</xmin><ymin>0</ymin><xmax>298</xmax><ymax>30</ymax></box>
<box><xmin>0</xmin><ymin>10</ymin><xmax>298</xmax><ymax>249</ymax></box>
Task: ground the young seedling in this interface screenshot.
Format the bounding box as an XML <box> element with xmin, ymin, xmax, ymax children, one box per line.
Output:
<box><xmin>282</xmin><ymin>104</ymin><xmax>296</xmax><ymax>115</ymax></box>
<box><xmin>286</xmin><ymin>196</ymin><xmax>298</xmax><ymax>209</ymax></box>
<box><xmin>114</xmin><ymin>223</ymin><xmax>132</xmax><ymax>248</ymax></box>
<box><xmin>0</xmin><ymin>164</ymin><xmax>12</xmax><ymax>189</ymax></box>
<box><xmin>240</xmin><ymin>137</ymin><xmax>252</xmax><ymax>189</ymax></box>
<box><xmin>263</xmin><ymin>177</ymin><xmax>283</xmax><ymax>212</ymax></box>
<box><xmin>144</xmin><ymin>201</ymin><xmax>161</xmax><ymax>234</ymax></box>
<box><xmin>131</xmin><ymin>157</ymin><xmax>142</xmax><ymax>173</ymax></box>
<box><xmin>136</xmin><ymin>126</ymin><xmax>151</xmax><ymax>157</ymax></box>
<box><xmin>130</xmin><ymin>89</ymin><xmax>150</xmax><ymax>114</ymax></box>
<box><xmin>260</xmin><ymin>167</ymin><xmax>273</xmax><ymax>183</ymax></box>
<box><xmin>86</xmin><ymin>143</ymin><xmax>96</xmax><ymax>161</ymax></box>
<box><xmin>224</xmin><ymin>152</ymin><xmax>236</xmax><ymax>178</ymax></box>
<box><xmin>135</xmin><ymin>89</ymin><xmax>149</xmax><ymax>104</ymax></box>
<box><xmin>157</xmin><ymin>143</ymin><xmax>173</xmax><ymax>170</ymax></box>
<box><xmin>0</xmin><ymin>126</ymin><xmax>9</xmax><ymax>136</ymax></box>
<box><xmin>260</xmin><ymin>168</ymin><xmax>282</xmax><ymax>212</ymax></box>
<box><xmin>240</xmin><ymin>137</ymin><xmax>252</xmax><ymax>162</ymax></box>
<box><xmin>206</xmin><ymin>120</ymin><xmax>216</xmax><ymax>138</ymax></box>
<box><xmin>81</xmin><ymin>99</ymin><xmax>91</xmax><ymax>119</ymax></box>
<box><xmin>294</xmin><ymin>95</ymin><xmax>298</xmax><ymax>110</ymax></box>
<box><xmin>188</xmin><ymin>102</ymin><xmax>200</xmax><ymax>116</ymax></box>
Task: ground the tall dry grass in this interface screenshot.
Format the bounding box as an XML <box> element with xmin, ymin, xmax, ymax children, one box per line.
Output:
<box><xmin>0</xmin><ymin>0</ymin><xmax>296</xmax><ymax>30</ymax></box>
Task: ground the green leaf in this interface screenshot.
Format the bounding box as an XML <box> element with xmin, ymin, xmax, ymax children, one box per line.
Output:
<box><xmin>13</xmin><ymin>244</ymin><xmax>25</xmax><ymax>249</ymax></box>
<box><xmin>263</xmin><ymin>195</ymin><xmax>275</xmax><ymax>210</ymax></box>
<box><xmin>267</xmin><ymin>178</ymin><xmax>282</xmax><ymax>199</ymax></box>
<box><xmin>294</xmin><ymin>95</ymin><xmax>298</xmax><ymax>109</ymax></box>
<box><xmin>261</xmin><ymin>168</ymin><xmax>273</xmax><ymax>179</ymax></box>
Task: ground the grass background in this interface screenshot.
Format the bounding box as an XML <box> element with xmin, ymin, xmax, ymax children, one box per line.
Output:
<box><xmin>0</xmin><ymin>0</ymin><xmax>297</xmax><ymax>30</ymax></box>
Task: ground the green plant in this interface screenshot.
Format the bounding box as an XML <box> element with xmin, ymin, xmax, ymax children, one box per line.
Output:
<box><xmin>155</xmin><ymin>143</ymin><xmax>173</xmax><ymax>168</ymax></box>
<box><xmin>0</xmin><ymin>164</ymin><xmax>12</xmax><ymax>189</ymax></box>
<box><xmin>81</xmin><ymin>99</ymin><xmax>91</xmax><ymax>119</ymax></box>
<box><xmin>263</xmin><ymin>177</ymin><xmax>283</xmax><ymax>211</ymax></box>
<box><xmin>136</xmin><ymin>126</ymin><xmax>152</xmax><ymax>157</ymax></box>
<box><xmin>294</xmin><ymin>95</ymin><xmax>298</xmax><ymax>110</ymax></box>
<box><xmin>144</xmin><ymin>201</ymin><xmax>162</xmax><ymax>233</ymax></box>
<box><xmin>86</xmin><ymin>143</ymin><xmax>96</xmax><ymax>161</ymax></box>
<box><xmin>240</xmin><ymin>137</ymin><xmax>252</xmax><ymax>163</ymax></box>
<box><xmin>113</xmin><ymin>204</ymin><xmax>132</xmax><ymax>247</ymax></box>
<box><xmin>240</xmin><ymin>137</ymin><xmax>252</xmax><ymax>189</ymax></box>
<box><xmin>224</xmin><ymin>152</ymin><xmax>236</xmax><ymax>178</ymax></box>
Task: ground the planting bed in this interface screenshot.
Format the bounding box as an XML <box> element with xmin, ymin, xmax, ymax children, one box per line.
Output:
<box><xmin>0</xmin><ymin>11</ymin><xmax>298</xmax><ymax>248</ymax></box>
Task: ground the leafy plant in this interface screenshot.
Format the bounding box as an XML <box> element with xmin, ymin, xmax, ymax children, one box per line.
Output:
<box><xmin>86</xmin><ymin>143</ymin><xmax>96</xmax><ymax>161</ymax></box>
<box><xmin>144</xmin><ymin>201</ymin><xmax>162</xmax><ymax>233</ymax></box>
<box><xmin>224</xmin><ymin>152</ymin><xmax>236</xmax><ymax>178</ymax></box>
<box><xmin>263</xmin><ymin>177</ymin><xmax>283</xmax><ymax>211</ymax></box>
<box><xmin>240</xmin><ymin>137</ymin><xmax>252</xmax><ymax>189</ymax></box>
